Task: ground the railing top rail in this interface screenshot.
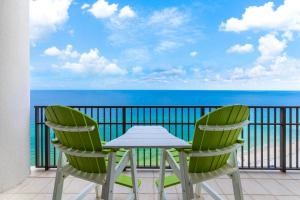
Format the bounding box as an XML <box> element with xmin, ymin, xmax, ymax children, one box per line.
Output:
<box><xmin>34</xmin><ymin>105</ymin><xmax>300</xmax><ymax>108</ymax></box>
<box><xmin>34</xmin><ymin>104</ymin><xmax>300</xmax><ymax>171</ymax></box>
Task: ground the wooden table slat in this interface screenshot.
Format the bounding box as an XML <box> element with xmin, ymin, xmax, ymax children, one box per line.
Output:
<box><xmin>104</xmin><ymin>126</ymin><xmax>191</xmax><ymax>149</ymax></box>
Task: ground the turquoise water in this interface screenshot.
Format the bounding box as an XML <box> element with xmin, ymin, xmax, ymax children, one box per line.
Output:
<box><xmin>30</xmin><ymin>90</ymin><xmax>300</xmax><ymax>165</ymax></box>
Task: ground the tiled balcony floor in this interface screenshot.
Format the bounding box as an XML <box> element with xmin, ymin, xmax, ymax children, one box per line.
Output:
<box><xmin>1</xmin><ymin>168</ymin><xmax>300</xmax><ymax>200</ymax></box>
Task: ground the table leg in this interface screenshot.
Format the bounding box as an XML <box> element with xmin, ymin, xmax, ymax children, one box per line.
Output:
<box><xmin>179</xmin><ymin>151</ymin><xmax>193</xmax><ymax>200</ymax></box>
<box><xmin>129</xmin><ymin>149</ymin><xmax>139</xmax><ymax>200</ymax></box>
<box><xmin>102</xmin><ymin>152</ymin><xmax>116</xmax><ymax>200</ymax></box>
<box><xmin>159</xmin><ymin>149</ymin><xmax>167</xmax><ymax>200</ymax></box>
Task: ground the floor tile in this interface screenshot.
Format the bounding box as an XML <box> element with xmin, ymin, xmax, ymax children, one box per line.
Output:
<box><xmin>256</xmin><ymin>179</ymin><xmax>292</xmax><ymax>195</ymax></box>
<box><xmin>2</xmin><ymin>169</ymin><xmax>300</xmax><ymax>199</ymax></box>
<box><xmin>242</xmin><ymin>179</ymin><xmax>269</xmax><ymax>195</ymax></box>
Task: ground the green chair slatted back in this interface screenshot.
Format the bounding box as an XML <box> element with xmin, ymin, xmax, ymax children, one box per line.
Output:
<box><xmin>189</xmin><ymin>105</ymin><xmax>249</xmax><ymax>173</ymax></box>
<box><xmin>45</xmin><ymin>105</ymin><xmax>106</xmax><ymax>173</ymax></box>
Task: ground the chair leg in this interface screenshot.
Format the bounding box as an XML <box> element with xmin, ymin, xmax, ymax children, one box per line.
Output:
<box><xmin>52</xmin><ymin>152</ymin><xmax>64</xmax><ymax>200</ymax></box>
<box><xmin>102</xmin><ymin>152</ymin><xmax>116</xmax><ymax>200</ymax></box>
<box><xmin>231</xmin><ymin>151</ymin><xmax>243</xmax><ymax>200</ymax></box>
<box><xmin>95</xmin><ymin>184</ymin><xmax>101</xmax><ymax>199</ymax></box>
<box><xmin>101</xmin><ymin>182</ymin><xmax>107</xmax><ymax>200</ymax></box>
<box><xmin>52</xmin><ymin>170</ymin><xmax>64</xmax><ymax>200</ymax></box>
<box><xmin>158</xmin><ymin>149</ymin><xmax>167</xmax><ymax>200</ymax></box>
<box><xmin>195</xmin><ymin>183</ymin><xmax>202</xmax><ymax>198</ymax></box>
<box><xmin>129</xmin><ymin>149</ymin><xmax>139</xmax><ymax>200</ymax></box>
<box><xmin>179</xmin><ymin>151</ymin><xmax>194</xmax><ymax>200</ymax></box>
<box><xmin>231</xmin><ymin>170</ymin><xmax>243</xmax><ymax>200</ymax></box>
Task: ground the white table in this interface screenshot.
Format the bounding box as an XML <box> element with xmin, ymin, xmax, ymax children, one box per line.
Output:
<box><xmin>104</xmin><ymin>126</ymin><xmax>191</xmax><ymax>200</ymax></box>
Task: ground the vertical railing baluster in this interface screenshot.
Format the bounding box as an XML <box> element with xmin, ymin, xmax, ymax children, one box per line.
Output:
<box><xmin>175</xmin><ymin>108</ymin><xmax>177</xmax><ymax>137</ymax></box>
<box><xmin>45</xmin><ymin>122</ymin><xmax>50</xmax><ymax>170</ymax></box>
<box><xmin>188</xmin><ymin>108</ymin><xmax>190</xmax><ymax>141</ymax></box>
<box><xmin>254</xmin><ymin>108</ymin><xmax>257</xmax><ymax>168</ymax></box>
<box><xmin>162</xmin><ymin>108</ymin><xmax>165</xmax><ymax>127</ymax></box>
<box><xmin>289</xmin><ymin>107</ymin><xmax>292</xmax><ymax>168</ymax></box>
<box><xmin>35</xmin><ymin>107</ymin><xmax>40</xmax><ymax>168</ymax></box>
<box><xmin>149</xmin><ymin>108</ymin><xmax>152</xmax><ymax>167</ymax></box>
<box><xmin>241</xmin><ymin>128</ymin><xmax>244</xmax><ymax>168</ymax></box>
<box><xmin>168</xmin><ymin>107</ymin><xmax>171</xmax><ymax>131</ymax></box>
<box><xmin>137</xmin><ymin>108</ymin><xmax>139</xmax><ymax>167</ymax></box>
<box><xmin>181</xmin><ymin>107</ymin><xmax>184</xmax><ymax>139</ymax></box>
<box><xmin>122</xmin><ymin>107</ymin><xmax>126</xmax><ymax>135</ymax></box>
<box><xmin>261</xmin><ymin>108</ymin><xmax>263</xmax><ymax>168</ymax></box>
<box><xmin>200</xmin><ymin>107</ymin><xmax>204</xmax><ymax>117</ymax></box>
<box><xmin>103</xmin><ymin>108</ymin><xmax>106</xmax><ymax>141</ymax></box>
<box><xmin>156</xmin><ymin>108</ymin><xmax>158</xmax><ymax>167</ymax></box>
<box><xmin>110</xmin><ymin>107</ymin><xmax>112</xmax><ymax>140</ymax></box>
<box><xmin>274</xmin><ymin>108</ymin><xmax>277</xmax><ymax>168</ymax></box>
<box><xmin>267</xmin><ymin>108</ymin><xmax>270</xmax><ymax>168</ymax></box>
<box><xmin>116</xmin><ymin>108</ymin><xmax>119</xmax><ymax>137</ymax></box>
<box><xmin>143</xmin><ymin>107</ymin><xmax>145</xmax><ymax>167</ymax></box>
<box><xmin>248</xmin><ymin>110</ymin><xmax>251</xmax><ymax>168</ymax></box>
<box><xmin>280</xmin><ymin>107</ymin><xmax>286</xmax><ymax>172</ymax></box>
<box><xmin>40</xmin><ymin>107</ymin><xmax>44</xmax><ymax>168</ymax></box>
<box><xmin>297</xmin><ymin>108</ymin><xmax>299</xmax><ymax>168</ymax></box>
<box><xmin>130</xmin><ymin>107</ymin><xmax>133</xmax><ymax>128</ymax></box>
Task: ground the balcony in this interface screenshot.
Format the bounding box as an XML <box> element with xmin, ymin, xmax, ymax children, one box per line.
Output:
<box><xmin>1</xmin><ymin>168</ymin><xmax>300</xmax><ymax>199</ymax></box>
<box><xmin>10</xmin><ymin>105</ymin><xmax>294</xmax><ymax>199</ymax></box>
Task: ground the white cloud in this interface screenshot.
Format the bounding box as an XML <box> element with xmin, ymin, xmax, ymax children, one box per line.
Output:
<box><xmin>148</xmin><ymin>8</ymin><xmax>200</xmax><ymax>52</ymax></box>
<box><xmin>218</xmin><ymin>0</ymin><xmax>300</xmax><ymax>88</ymax></box>
<box><xmin>220</xmin><ymin>0</ymin><xmax>300</xmax><ymax>33</ymax></box>
<box><xmin>140</xmin><ymin>67</ymin><xmax>187</xmax><ymax>83</ymax></box>
<box><xmin>44</xmin><ymin>47</ymin><xmax>60</xmax><ymax>56</ymax></box>
<box><xmin>190</xmin><ymin>51</ymin><xmax>198</xmax><ymax>57</ymax></box>
<box><xmin>148</xmin><ymin>7</ymin><xmax>187</xmax><ymax>28</ymax></box>
<box><xmin>81</xmin><ymin>3</ymin><xmax>90</xmax><ymax>10</ymax></box>
<box><xmin>227</xmin><ymin>43</ymin><xmax>254</xmax><ymax>54</ymax></box>
<box><xmin>44</xmin><ymin>45</ymin><xmax>80</xmax><ymax>59</ymax></box>
<box><xmin>30</xmin><ymin>0</ymin><xmax>72</xmax><ymax>41</ymax></box>
<box><xmin>247</xmin><ymin>65</ymin><xmax>269</xmax><ymax>78</ymax></box>
<box><xmin>121</xmin><ymin>48</ymin><xmax>150</xmax><ymax>64</ymax></box>
<box><xmin>105</xmin><ymin>6</ymin><xmax>201</xmax><ymax>52</ymax></box>
<box><xmin>230</xmin><ymin>55</ymin><xmax>300</xmax><ymax>81</ymax></box>
<box><xmin>87</xmin><ymin>0</ymin><xmax>118</xmax><ymax>19</ymax></box>
<box><xmin>132</xmin><ymin>66</ymin><xmax>143</xmax><ymax>74</ymax></box>
<box><xmin>257</xmin><ymin>33</ymin><xmax>287</xmax><ymax>63</ymax></box>
<box><xmin>155</xmin><ymin>41</ymin><xmax>179</xmax><ymax>52</ymax></box>
<box><xmin>60</xmin><ymin>48</ymin><xmax>127</xmax><ymax>75</ymax></box>
<box><xmin>160</xmin><ymin>68</ymin><xmax>186</xmax><ymax>76</ymax></box>
<box><xmin>230</xmin><ymin>65</ymin><xmax>270</xmax><ymax>80</ymax></box>
<box><xmin>118</xmin><ymin>6</ymin><xmax>136</xmax><ymax>18</ymax></box>
<box><xmin>283</xmin><ymin>31</ymin><xmax>294</xmax><ymax>41</ymax></box>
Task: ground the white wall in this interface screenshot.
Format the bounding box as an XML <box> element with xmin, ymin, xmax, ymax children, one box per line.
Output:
<box><xmin>0</xmin><ymin>0</ymin><xmax>30</xmax><ymax>192</ymax></box>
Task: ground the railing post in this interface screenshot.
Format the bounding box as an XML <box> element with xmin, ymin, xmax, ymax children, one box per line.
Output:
<box><xmin>122</xmin><ymin>107</ymin><xmax>126</xmax><ymax>134</ymax></box>
<box><xmin>35</xmin><ymin>107</ymin><xmax>40</xmax><ymax>168</ymax></box>
<box><xmin>280</xmin><ymin>107</ymin><xmax>286</xmax><ymax>172</ymax></box>
<box><xmin>200</xmin><ymin>107</ymin><xmax>205</xmax><ymax>117</ymax></box>
<box><xmin>45</xmin><ymin>123</ymin><xmax>50</xmax><ymax>170</ymax></box>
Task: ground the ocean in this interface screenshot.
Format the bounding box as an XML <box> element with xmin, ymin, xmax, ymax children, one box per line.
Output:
<box><xmin>30</xmin><ymin>90</ymin><xmax>300</xmax><ymax>166</ymax></box>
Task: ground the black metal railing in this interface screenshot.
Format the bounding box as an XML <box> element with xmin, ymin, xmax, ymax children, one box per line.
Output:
<box><xmin>34</xmin><ymin>106</ymin><xmax>300</xmax><ymax>171</ymax></box>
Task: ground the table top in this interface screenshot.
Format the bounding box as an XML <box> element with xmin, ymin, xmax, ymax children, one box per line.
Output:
<box><xmin>104</xmin><ymin>126</ymin><xmax>191</xmax><ymax>149</ymax></box>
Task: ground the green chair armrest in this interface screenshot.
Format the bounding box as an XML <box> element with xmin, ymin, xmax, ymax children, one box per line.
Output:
<box><xmin>51</xmin><ymin>138</ymin><xmax>59</xmax><ymax>144</ymax></box>
<box><xmin>155</xmin><ymin>174</ymin><xmax>180</xmax><ymax>188</ymax></box>
<box><xmin>237</xmin><ymin>139</ymin><xmax>244</xmax><ymax>144</ymax></box>
<box><xmin>116</xmin><ymin>174</ymin><xmax>142</xmax><ymax>188</ymax></box>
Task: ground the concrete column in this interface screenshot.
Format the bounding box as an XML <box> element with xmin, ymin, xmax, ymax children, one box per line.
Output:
<box><xmin>0</xmin><ymin>0</ymin><xmax>30</xmax><ymax>192</ymax></box>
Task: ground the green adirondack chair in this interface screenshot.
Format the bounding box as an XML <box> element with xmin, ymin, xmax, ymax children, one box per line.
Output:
<box><xmin>157</xmin><ymin>105</ymin><xmax>249</xmax><ymax>200</ymax></box>
<box><xmin>45</xmin><ymin>105</ymin><xmax>141</xmax><ymax>200</ymax></box>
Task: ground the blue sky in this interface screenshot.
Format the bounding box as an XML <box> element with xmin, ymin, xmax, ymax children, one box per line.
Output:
<box><xmin>30</xmin><ymin>0</ymin><xmax>300</xmax><ymax>90</ymax></box>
